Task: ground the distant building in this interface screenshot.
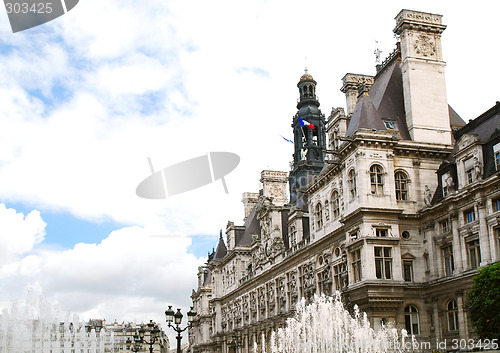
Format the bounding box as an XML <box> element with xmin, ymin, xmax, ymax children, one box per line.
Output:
<box><xmin>190</xmin><ymin>9</ymin><xmax>500</xmax><ymax>353</ymax></box>
<box><xmin>88</xmin><ymin>319</ymin><xmax>169</xmax><ymax>353</ymax></box>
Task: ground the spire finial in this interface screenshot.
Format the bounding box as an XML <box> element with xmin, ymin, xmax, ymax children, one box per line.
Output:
<box><xmin>219</xmin><ymin>229</ymin><xmax>223</xmax><ymax>239</ymax></box>
<box><xmin>304</xmin><ymin>56</ymin><xmax>308</xmax><ymax>74</ymax></box>
<box><xmin>374</xmin><ymin>40</ymin><xmax>382</xmax><ymax>65</ymax></box>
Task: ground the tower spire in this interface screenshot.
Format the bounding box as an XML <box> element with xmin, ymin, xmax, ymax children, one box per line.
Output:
<box><xmin>288</xmin><ymin>70</ymin><xmax>326</xmax><ymax>208</ymax></box>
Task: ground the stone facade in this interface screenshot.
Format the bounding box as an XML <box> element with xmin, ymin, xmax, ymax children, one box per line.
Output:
<box><xmin>190</xmin><ymin>9</ymin><xmax>500</xmax><ymax>353</ymax></box>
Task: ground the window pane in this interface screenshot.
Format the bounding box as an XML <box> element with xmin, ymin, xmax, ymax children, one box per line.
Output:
<box><xmin>385</xmin><ymin>260</ymin><xmax>392</xmax><ymax>279</ymax></box>
<box><xmin>375</xmin><ymin>260</ymin><xmax>382</xmax><ymax>279</ymax></box>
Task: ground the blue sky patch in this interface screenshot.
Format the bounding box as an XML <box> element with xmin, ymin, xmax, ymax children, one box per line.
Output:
<box><xmin>4</xmin><ymin>202</ymin><xmax>124</xmax><ymax>248</ymax></box>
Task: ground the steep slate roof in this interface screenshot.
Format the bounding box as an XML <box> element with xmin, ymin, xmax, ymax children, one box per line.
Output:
<box><xmin>452</xmin><ymin>102</ymin><xmax>500</xmax><ymax>179</ymax></box>
<box><xmin>449</xmin><ymin>106</ymin><xmax>465</xmax><ymax>131</ymax></box>
<box><xmin>346</xmin><ymin>59</ymin><xmax>409</xmax><ymax>138</ymax></box>
<box><xmin>235</xmin><ymin>206</ymin><xmax>261</xmax><ymax>247</ymax></box>
<box><xmin>346</xmin><ymin>56</ymin><xmax>465</xmax><ymax>139</ymax></box>
<box><xmin>202</xmin><ymin>268</ymin><xmax>212</xmax><ymax>286</ymax></box>
<box><xmin>432</xmin><ymin>102</ymin><xmax>500</xmax><ymax>204</ymax></box>
<box><xmin>213</xmin><ymin>231</ymin><xmax>227</xmax><ymax>260</ymax></box>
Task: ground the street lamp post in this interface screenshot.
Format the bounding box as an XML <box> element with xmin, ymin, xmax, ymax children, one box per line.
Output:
<box><xmin>126</xmin><ymin>320</ymin><xmax>161</xmax><ymax>353</ymax></box>
<box><xmin>165</xmin><ymin>306</ymin><xmax>197</xmax><ymax>353</ymax></box>
<box><xmin>126</xmin><ymin>332</ymin><xmax>142</xmax><ymax>352</ymax></box>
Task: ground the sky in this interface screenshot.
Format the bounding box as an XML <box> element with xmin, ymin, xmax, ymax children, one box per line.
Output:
<box><xmin>0</xmin><ymin>0</ymin><xmax>499</xmax><ymax>346</ymax></box>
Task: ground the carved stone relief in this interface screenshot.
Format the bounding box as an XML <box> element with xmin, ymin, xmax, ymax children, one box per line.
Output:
<box><xmin>414</xmin><ymin>34</ymin><xmax>436</xmax><ymax>57</ymax></box>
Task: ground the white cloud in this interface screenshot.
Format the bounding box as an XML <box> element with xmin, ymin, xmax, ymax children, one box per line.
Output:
<box><xmin>0</xmin><ymin>0</ymin><xmax>499</xmax><ymax>346</ymax></box>
<box><xmin>0</xmin><ymin>217</ymin><xmax>201</xmax><ymax>333</ymax></box>
<box><xmin>0</xmin><ymin>204</ymin><xmax>45</xmax><ymax>267</ymax></box>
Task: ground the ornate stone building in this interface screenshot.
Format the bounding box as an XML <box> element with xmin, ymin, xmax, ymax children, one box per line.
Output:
<box><xmin>190</xmin><ymin>9</ymin><xmax>500</xmax><ymax>353</ymax></box>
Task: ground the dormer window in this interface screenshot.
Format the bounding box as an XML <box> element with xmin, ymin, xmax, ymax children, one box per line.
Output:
<box><xmin>383</xmin><ymin>120</ymin><xmax>400</xmax><ymax>138</ymax></box>
<box><xmin>442</xmin><ymin>172</ymin><xmax>454</xmax><ymax>197</ymax></box>
<box><xmin>464</xmin><ymin>157</ymin><xmax>474</xmax><ymax>184</ymax></box>
<box><xmin>383</xmin><ymin>120</ymin><xmax>397</xmax><ymax>130</ymax></box>
<box><xmin>494</xmin><ymin>143</ymin><xmax>500</xmax><ymax>171</ymax></box>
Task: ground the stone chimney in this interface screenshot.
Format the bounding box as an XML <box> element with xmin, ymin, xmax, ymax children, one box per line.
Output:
<box><xmin>241</xmin><ymin>192</ymin><xmax>259</xmax><ymax>221</ymax></box>
<box><xmin>341</xmin><ymin>73</ymin><xmax>374</xmax><ymax>117</ymax></box>
<box><xmin>394</xmin><ymin>9</ymin><xmax>451</xmax><ymax>144</ymax></box>
<box><xmin>260</xmin><ymin>170</ymin><xmax>288</xmax><ymax>207</ymax></box>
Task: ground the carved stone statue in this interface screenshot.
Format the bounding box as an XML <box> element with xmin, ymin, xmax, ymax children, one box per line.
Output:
<box><xmin>445</xmin><ymin>173</ymin><xmax>455</xmax><ymax>190</ymax></box>
<box><xmin>424</xmin><ymin>185</ymin><xmax>432</xmax><ymax>206</ymax></box>
<box><xmin>474</xmin><ymin>157</ymin><xmax>483</xmax><ymax>181</ymax></box>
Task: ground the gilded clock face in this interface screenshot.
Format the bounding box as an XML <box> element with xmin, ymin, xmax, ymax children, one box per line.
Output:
<box><xmin>414</xmin><ymin>35</ymin><xmax>435</xmax><ymax>57</ymax></box>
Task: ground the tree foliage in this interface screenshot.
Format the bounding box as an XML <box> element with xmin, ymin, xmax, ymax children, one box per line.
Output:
<box><xmin>466</xmin><ymin>262</ymin><xmax>500</xmax><ymax>340</ymax></box>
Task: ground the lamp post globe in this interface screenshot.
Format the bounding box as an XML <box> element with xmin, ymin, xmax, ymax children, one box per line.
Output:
<box><xmin>165</xmin><ymin>306</ymin><xmax>197</xmax><ymax>353</ymax></box>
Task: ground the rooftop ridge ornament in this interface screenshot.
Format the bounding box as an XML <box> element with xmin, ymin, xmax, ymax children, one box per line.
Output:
<box><xmin>374</xmin><ymin>40</ymin><xmax>382</xmax><ymax>65</ymax></box>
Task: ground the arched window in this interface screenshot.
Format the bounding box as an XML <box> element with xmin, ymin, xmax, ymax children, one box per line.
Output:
<box><xmin>370</xmin><ymin>164</ymin><xmax>384</xmax><ymax>194</ymax></box>
<box><xmin>404</xmin><ymin>306</ymin><xmax>419</xmax><ymax>335</ymax></box>
<box><xmin>395</xmin><ymin>171</ymin><xmax>408</xmax><ymax>200</ymax></box>
<box><xmin>315</xmin><ymin>203</ymin><xmax>323</xmax><ymax>229</ymax></box>
<box><xmin>332</xmin><ymin>191</ymin><xmax>340</xmax><ymax>219</ymax></box>
<box><xmin>348</xmin><ymin>169</ymin><xmax>357</xmax><ymax>199</ymax></box>
<box><xmin>447</xmin><ymin>300</ymin><xmax>459</xmax><ymax>331</ymax></box>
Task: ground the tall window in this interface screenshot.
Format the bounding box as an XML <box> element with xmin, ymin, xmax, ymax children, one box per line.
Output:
<box><xmin>351</xmin><ymin>249</ymin><xmax>362</xmax><ymax>283</ymax></box>
<box><xmin>494</xmin><ymin>142</ymin><xmax>500</xmax><ymax>170</ymax></box>
<box><xmin>443</xmin><ymin>246</ymin><xmax>454</xmax><ymax>277</ymax></box>
<box><xmin>464</xmin><ymin>208</ymin><xmax>476</xmax><ymax>223</ymax></box>
<box><xmin>315</xmin><ymin>203</ymin><xmax>323</xmax><ymax>229</ymax></box>
<box><xmin>290</xmin><ymin>226</ymin><xmax>297</xmax><ymax>246</ymax></box>
<box><xmin>467</xmin><ymin>239</ymin><xmax>481</xmax><ymax>269</ymax></box>
<box><xmin>370</xmin><ymin>164</ymin><xmax>384</xmax><ymax>194</ymax></box>
<box><xmin>374</xmin><ymin>247</ymin><xmax>392</xmax><ymax>279</ymax></box>
<box><xmin>404</xmin><ymin>306</ymin><xmax>420</xmax><ymax>335</ymax></box>
<box><xmin>395</xmin><ymin>171</ymin><xmax>408</xmax><ymax>200</ymax></box>
<box><xmin>317</xmin><ymin>269</ymin><xmax>331</xmax><ymax>296</ymax></box>
<box><xmin>464</xmin><ymin>157</ymin><xmax>475</xmax><ymax>184</ymax></box>
<box><xmin>493</xmin><ymin>197</ymin><xmax>500</xmax><ymax>212</ymax></box>
<box><xmin>333</xmin><ymin>264</ymin><xmax>343</xmax><ymax>291</ymax></box>
<box><xmin>495</xmin><ymin>146</ymin><xmax>500</xmax><ymax>170</ymax></box>
<box><xmin>332</xmin><ymin>191</ymin><xmax>340</xmax><ymax>219</ymax></box>
<box><xmin>440</xmin><ymin>219</ymin><xmax>450</xmax><ymax>233</ymax></box>
<box><xmin>348</xmin><ymin>169</ymin><xmax>357</xmax><ymax>199</ymax></box>
<box><xmin>403</xmin><ymin>260</ymin><xmax>413</xmax><ymax>282</ymax></box>
<box><xmin>447</xmin><ymin>300</ymin><xmax>459</xmax><ymax>331</ymax></box>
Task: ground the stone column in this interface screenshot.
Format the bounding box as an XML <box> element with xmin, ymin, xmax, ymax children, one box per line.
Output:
<box><xmin>478</xmin><ymin>201</ymin><xmax>492</xmax><ymax>264</ymax></box>
<box><xmin>489</xmin><ymin>223</ymin><xmax>499</xmax><ymax>262</ymax></box>
<box><xmin>244</xmin><ymin>334</ymin><xmax>249</xmax><ymax>353</ymax></box>
<box><xmin>451</xmin><ymin>213</ymin><xmax>463</xmax><ymax>272</ymax></box>
<box><xmin>433</xmin><ymin>301</ymin><xmax>441</xmax><ymax>342</ymax></box>
<box><xmin>456</xmin><ymin>292</ymin><xmax>467</xmax><ymax>339</ymax></box>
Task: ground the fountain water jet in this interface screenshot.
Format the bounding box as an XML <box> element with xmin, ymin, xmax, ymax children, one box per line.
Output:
<box><xmin>0</xmin><ymin>290</ymin><xmax>111</xmax><ymax>353</ymax></box>
<box><xmin>266</xmin><ymin>294</ymin><xmax>413</xmax><ymax>353</ymax></box>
